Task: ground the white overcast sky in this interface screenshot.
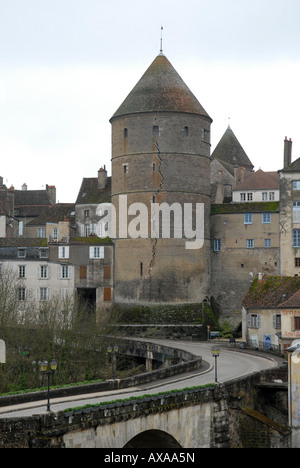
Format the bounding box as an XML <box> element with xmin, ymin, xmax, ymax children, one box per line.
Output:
<box><xmin>1</xmin><ymin>0</ymin><xmax>300</xmax><ymax>202</ymax></box>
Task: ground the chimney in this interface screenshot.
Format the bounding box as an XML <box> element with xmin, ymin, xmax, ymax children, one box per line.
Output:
<box><xmin>98</xmin><ymin>165</ymin><xmax>107</xmax><ymax>189</ymax></box>
<box><xmin>284</xmin><ymin>136</ymin><xmax>292</xmax><ymax>168</ymax></box>
<box><xmin>215</xmin><ymin>168</ymin><xmax>224</xmax><ymax>204</ymax></box>
<box><xmin>46</xmin><ymin>185</ymin><xmax>56</xmax><ymax>204</ymax></box>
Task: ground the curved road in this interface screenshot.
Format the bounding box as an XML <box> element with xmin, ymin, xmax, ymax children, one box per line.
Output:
<box><xmin>0</xmin><ymin>339</ymin><xmax>284</xmax><ymax>418</ymax></box>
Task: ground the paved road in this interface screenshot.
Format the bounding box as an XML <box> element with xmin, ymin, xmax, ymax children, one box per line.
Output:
<box><xmin>0</xmin><ymin>339</ymin><xmax>284</xmax><ymax>419</ymax></box>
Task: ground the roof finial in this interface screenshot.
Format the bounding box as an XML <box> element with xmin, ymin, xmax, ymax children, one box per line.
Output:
<box><xmin>160</xmin><ymin>26</ymin><xmax>164</xmax><ymax>54</ymax></box>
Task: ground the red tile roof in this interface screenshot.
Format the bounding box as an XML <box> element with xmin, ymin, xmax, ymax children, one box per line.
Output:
<box><xmin>233</xmin><ymin>169</ymin><xmax>279</xmax><ymax>191</ymax></box>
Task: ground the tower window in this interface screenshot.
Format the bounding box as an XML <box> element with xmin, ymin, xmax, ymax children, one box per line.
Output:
<box><xmin>153</xmin><ymin>163</ymin><xmax>156</xmax><ymax>171</ymax></box>
<box><xmin>184</xmin><ymin>126</ymin><xmax>189</xmax><ymax>136</ymax></box>
<box><xmin>153</xmin><ymin>126</ymin><xmax>159</xmax><ymax>136</ymax></box>
<box><xmin>124</xmin><ymin>128</ymin><xmax>128</xmax><ymax>138</ymax></box>
<box><xmin>123</xmin><ymin>164</ymin><xmax>128</xmax><ymax>174</ymax></box>
<box><xmin>140</xmin><ymin>262</ymin><xmax>143</xmax><ymax>277</ymax></box>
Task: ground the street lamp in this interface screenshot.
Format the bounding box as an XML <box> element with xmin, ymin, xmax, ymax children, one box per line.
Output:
<box><xmin>40</xmin><ymin>359</ymin><xmax>58</xmax><ymax>412</ymax></box>
<box><xmin>211</xmin><ymin>346</ymin><xmax>221</xmax><ymax>383</ymax></box>
<box><xmin>107</xmin><ymin>344</ymin><xmax>118</xmax><ymax>380</ymax></box>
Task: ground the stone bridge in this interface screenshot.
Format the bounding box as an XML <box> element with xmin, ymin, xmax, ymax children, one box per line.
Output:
<box><xmin>0</xmin><ymin>364</ymin><xmax>290</xmax><ymax>448</ymax></box>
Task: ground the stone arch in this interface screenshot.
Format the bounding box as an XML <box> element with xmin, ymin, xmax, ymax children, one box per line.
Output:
<box><xmin>123</xmin><ymin>429</ymin><xmax>182</xmax><ymax>448</ymax></box>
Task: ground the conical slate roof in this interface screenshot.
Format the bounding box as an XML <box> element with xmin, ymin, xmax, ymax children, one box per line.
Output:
<box><xmin>110</xmin><ymin>54</ymin><xmax>212</xmax><ymax>121</ymax></box>
<box><xmin>211</xmin><ymin>126</ymin><xmax>253</xmax><ymax>170</ymax></box>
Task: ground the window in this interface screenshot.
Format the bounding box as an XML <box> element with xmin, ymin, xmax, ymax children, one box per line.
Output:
<box><xmin>84</xmin><ymin>210</ymin><xmax>90</xmax><ymax>218</ymax></box>
<box><xmin>84</xmin><ymin>224</ymin><xmax>91</xmax><ymax>237</ymax></box>
<box><xmin>39</xmin><ymin>287</ymin><xmax>48</xmax><ymax>301</ymax></box>
<box><xmin>140</xmin><ymin>262</ymin><xmax>143</xmax><ymax>277</ymax></box>
<box><xmin>61</xmin><ymin>265</ymin><xmax>70</xmax><ymax>279</ymax></box>
<box><xmin>58</xmin><ymin>246</ymin><xmax>69</xmax><ymax>259</ymax></box>
<box><xmin>262</xmin><ymin>192</ymin><xmax>268</xmax><ymax>201</ymax></box>
<box><xmin>124</xmin><ymin>128</ymin><xmax>128</xmax><ymax>138</ymax></box>
<box><xmin>240</xmin><ymin>193</ymin><xmax>246</xmax><ymax>202</ymax></box>
<box><xmin>153</xmin><ymin>163</ymin><xmax>156</xmax><ymax>171</ymax></box>
<box><xmin>295</xmin><ymin>258</ymin><xmax>300</xmax><ymax>267</ymax></box>
<box><xmin>246</xmin><ymin>239</ymin><xmax>254</xmax><ymax>248</ymax></box>
<box><xmin>123</xmin><ymin>164</ymin><xmax>128</xmax><ymax>174</ymax></box>
<box><xmin>18</xmin><ymin>248</ymin><xmax>26</xmax><ymax>258</ymax></box>
<box><xmin>293</xmin><ymin>201</ymin><xmax>300</xmax><ymax>223</ymax></box>
<box><xmin>153</xmin><ymin>126</ymin><xmax>159</xmax><ymax>136</ymax></box>
<box><xmin>19</xmin><ymin>265</ymin><xmax>26</xmax><ymax>278</ymax></box>
<box><xmin>95</xmin><ymin>222</ymin><xmax>106</xmax><ymax>238</ymax></box>
<box><xmin>39</xmin><ymin>249</ymin><xmax>48</xmax><ymax>259</ymax></box>
<box><xmin>184</xmin><ymin>126</ymin><xmax>189</xmax><ymax>136</ymax></box>
<box><xmin>293</xmin><ymin>181</ymin><xmax>300</xmax><ymax>191</ymax></box>
<box><xmin>18</xmin><ymin>287</ymin><xmax>26</xmax><ymax>301</ymax></box>
<box><xmin>248</xmin><ymin>313</ymin><xmax>261</xmax><ymax>328</ymax></box>
<box><xmin>269</xmin><ymin>192</ymin><xmax>275</xmax><ymax>200</ymax></box>
<box><xmin>273</xmin><ymin>314</ymin><xmax>281</xmax><ymax>329</ymax></box>
<box><xmin>244</xmin><ymin>213</ymin><xmax>253</xmax><ymax>224</ymax></box>
<box><xmin>262</xmin><ymin>212</ymin><xmax>271</xmax><ymax>224</ymax></box>
<box><xmin>293</xmin><ymin>229</ymin><xmax>300</xmax><ymax>247</ymax></box>
<box><xmin>89</xmin><ymin>246</ymin><xmax>104</xmax><ymax>259</ymax></box>
<box><xmin>53</xmin><ymin>227</ymin><xmax>58</xmax><ymax>240</ymax></box>
<box><xmin>18</xmin><ymin>221</ymin><xmax>23</xmax><ymax>236</ymax></box>
<box><xmin>40</xmin><ymin>265</ymin><xmax>48</xmax><ymax>279</ymax></box>
<box><xmin>37</xmin><ymin>227</ymin><xmax>45</xmax><ymax>238</ymax></box>
<box><xmin>247</xmin><ymin>193</ymin><xmax>253</xmax><ymax>201</ymax></box>
<box><xmin>214</xmin><ymin>239</ymin><xmax>221</xmax><ymax>251</ymax></box>
<box><xmin>295</xmin><ymin>317</ymin><xmax>300</xmax><ymax>330</ymax></box>
<box><xmin>264</xmin><ymin>239</ymin><xmax>271</xmax><ymax>248</ymax></box>
<box><xmin>203</xmin><ymin>129</ymin><xmax>210</xmax><ymax>142</ymax></box>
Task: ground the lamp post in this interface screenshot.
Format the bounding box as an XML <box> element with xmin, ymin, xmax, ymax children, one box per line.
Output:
<box><xmin>211</xmin><ymin>346</ymin><xmax>221</xmax><ymax>383</ymax></box>
<box><xmin>40</xmin><ymin>360</ymin><xmax>58</xmax><ymax>412</ymax></box>
<box><xmin>107</xmin><ymin>344</ymin><xmax>118</xmax><ymax>380</ymax></box>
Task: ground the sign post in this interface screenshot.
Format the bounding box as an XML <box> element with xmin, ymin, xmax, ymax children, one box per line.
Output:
<box><xmin>0</xmin><ymin>340</ymin><xmax>5</xmax><ymax>364</ymax></box>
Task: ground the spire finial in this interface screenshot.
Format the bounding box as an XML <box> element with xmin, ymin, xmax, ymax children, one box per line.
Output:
<box><xmin>160</xmin><ymin>26</ymin><xmax>163</xmax><ymax>54</ymax></box>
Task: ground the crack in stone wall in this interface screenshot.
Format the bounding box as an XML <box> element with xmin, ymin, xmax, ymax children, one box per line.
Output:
<box><xmin>148</xmin><ymin>138</ymin><xmax>165</xmax><ymax>300</ymax></box>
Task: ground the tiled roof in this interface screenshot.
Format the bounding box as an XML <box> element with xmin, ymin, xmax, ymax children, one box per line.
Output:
<box><xmin>75</xmin><ymin>177</ymin><xmax>111</xmax><ymax>205</ymax></box>
<box><xmin>211</xmin><ymin>127</ymin><xmax>253</xmax><ymax>170</ymax></box>
<box><xmin>0</xmin><ymin>238</ymin><xmax>46</xmax><ymax>247</ymax></box>
<box><xmin>110</xmin><ymin>54</ymin><xmax>212</xmax><ymax>121</ymax></box>
<box><xmin>211</xmin><ymin>201</ymin><xmax>279</xmax><ymax>215</ymax></box>
<box><xmin>243</xmin><ymin>276</ymin><xmax>300</xmax><ymax>309</ymax></box>
<box><xmin>279</xmin><ymin>289</ymin><xmax>300</xmax><ymax>308</ymax></box>
<box><xmin>233</xmin><ymin>169</ymin><xmax>279</xmax><ymax>191</ymax></box>
<box><xmin>26</xmin><ymin>203</ymin><xmax>75</xmax><ymax>226</ymax></box>
<box><xmin>14</xmin><ymin>189</ymin><xmax>53</xmax><ymax>217</ymax></box>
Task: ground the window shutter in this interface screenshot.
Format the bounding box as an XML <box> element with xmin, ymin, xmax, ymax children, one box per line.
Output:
<box><xmin>257</xmin><ymin>315</ymin><xmax>261</xmax><ymax>328</ymax></box>
<box><xmin>247</xmin><ymin>314</ymin><xmax>251</xmax><ymax>327</ymax></box>
<box><xmin>104</xmin><ymin>287</ymin><xmax>111</xmax><ymax>301</ymax></box>
<box><xmin>104</xmin><ymin>265</ymin><xmax>111</xmax><ymax>279</ymax></box>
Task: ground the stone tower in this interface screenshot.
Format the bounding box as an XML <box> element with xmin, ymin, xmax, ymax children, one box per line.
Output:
<box><xmin>110</xmin><ymin>53</ymin><xmax>212</xmax><ymax>305</ymax></box>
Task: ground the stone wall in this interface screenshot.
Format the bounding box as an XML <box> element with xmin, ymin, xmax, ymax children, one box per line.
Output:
<box><xmin>0</xmin><ymin>365</ymin><xmax>290</xmax><ymax>448</ymax></box>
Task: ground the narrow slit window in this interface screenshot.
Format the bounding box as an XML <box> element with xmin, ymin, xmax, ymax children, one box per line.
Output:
<box><xmin>184</xmin><ymin>126</ymin><xmax>189</xmax><ymax>136</ymax></box>
<box><xmin>124</xmin><ymin>128</ymin><xmax>128</xmax><ymax>138</ymax></box>
<box><xmin>140</xmin><ymin>262</ymin><xmax>143</xmax><ymax>277</ymax></box>
<box><xmin>153</xmin><ymin>126</ymin><xmax>159</xmax><ymax>136</ymax></box>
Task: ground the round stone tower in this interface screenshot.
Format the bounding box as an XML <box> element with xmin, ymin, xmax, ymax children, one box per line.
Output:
<box><xmin>110</xmin><ymin>53</ymin><xmax>212</xmax><ymax>305</ymax></box>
